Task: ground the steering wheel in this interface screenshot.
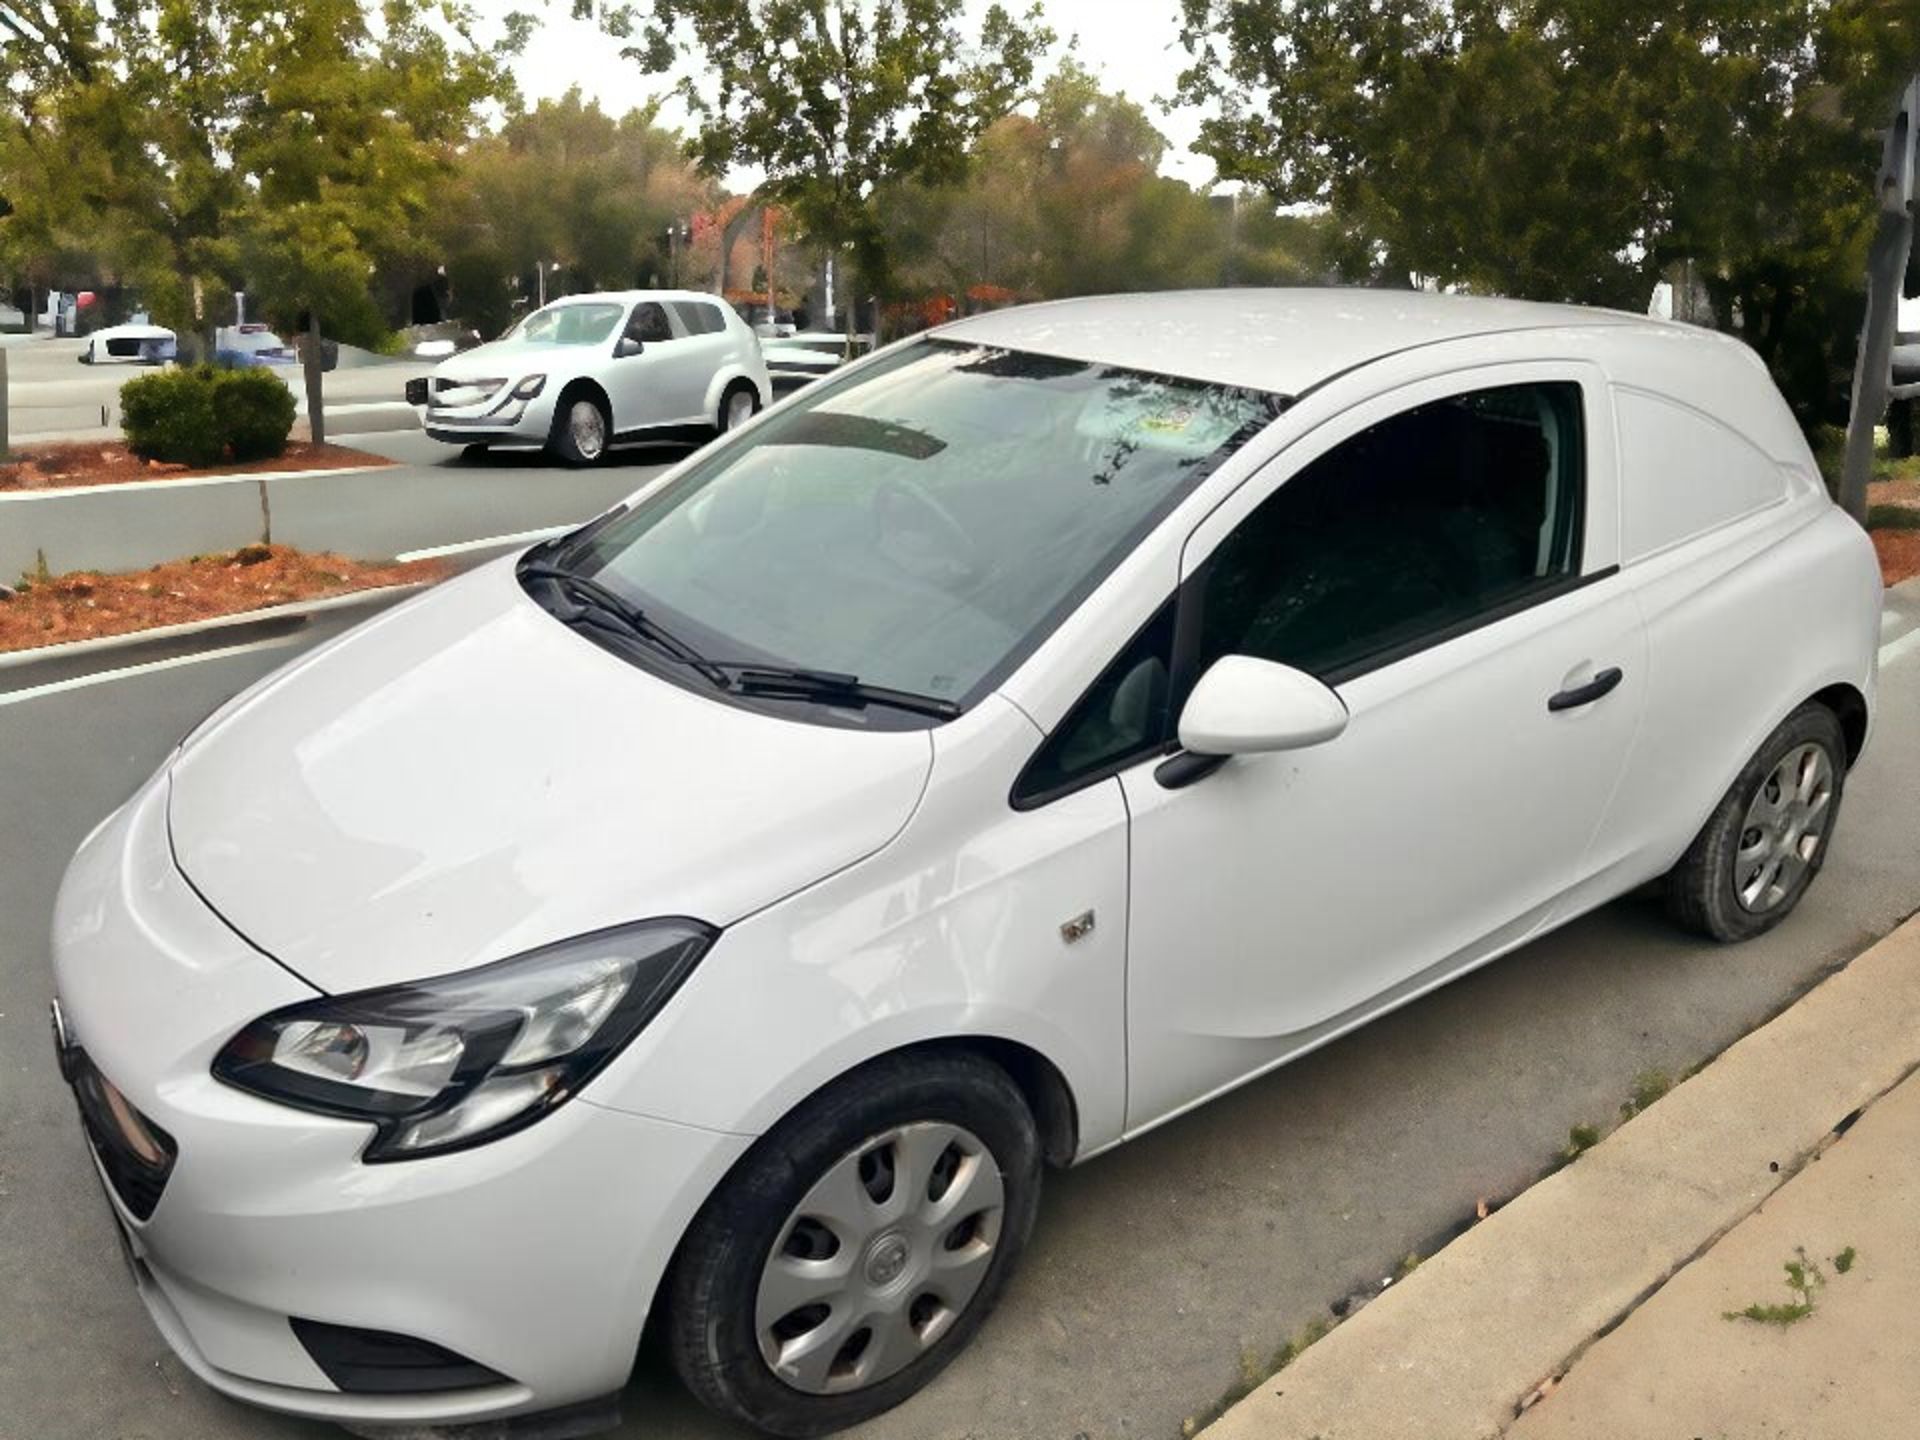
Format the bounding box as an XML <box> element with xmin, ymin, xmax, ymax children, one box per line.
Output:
<box><xmin>870</xmin><ymin>477</ymin><xmax>983</xmax><ymax>586</ymax></box>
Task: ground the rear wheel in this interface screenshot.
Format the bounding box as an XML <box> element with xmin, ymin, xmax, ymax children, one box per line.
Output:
<box><xmin>1666</xmin><ymin>703</ymin><xmax>1847</xmax><ymax>942</ymax></box>
<box><xmin>548</xmin><ymin>391</ymin><xmax>609</xmax><ymax>466</ymax></box>
<box><xmin>718</xmin><ymin>381</ymin><xmax>760</xmax><ymax>434</ymax></box>
<box><xmin>666</xmin><ymin>1052</ymin><xmax>1041</xmax><ymax>1438</ymax></box>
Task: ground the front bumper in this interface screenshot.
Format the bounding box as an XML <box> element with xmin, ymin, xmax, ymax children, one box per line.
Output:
<box><xmin>416</xmin><ymin>384</ymin><xmax>557</xmax><ymax>447</ymax></box>
<box><xmin>49</xmin><ymin>776</ymin><xmax>751</xmax><ymax>1427</ymax></box>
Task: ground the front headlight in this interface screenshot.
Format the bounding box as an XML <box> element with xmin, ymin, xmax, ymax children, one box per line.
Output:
<box><xmin>511</xmin><ymin>374</ymin><xmax>547</xmax><ymax>400</ymax></box>
<box><xmin>212</xmin><ymin>919</ymin><xmax>715</xmax><ymax>1161</ymax></box>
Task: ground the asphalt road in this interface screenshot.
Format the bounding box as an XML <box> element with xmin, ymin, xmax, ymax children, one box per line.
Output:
<box><xmin>5</xmin><ymin>584</ymin><xmax>1920</xmax><ymax>1440</ymax></box>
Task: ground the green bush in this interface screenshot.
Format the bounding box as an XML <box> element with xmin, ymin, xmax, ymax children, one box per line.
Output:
<box><xmin>120</xmin><ymin>366</ymin><xmax>224</xmax><ymax>467</ymax></box>
<box><xmin>120</xmin><ymin>365</ymin><xmax>296</xmax><ymax>467</ymax></box>
<box><xmin>212</xmin><ymin>367</ymin><xmax>296</xmax><ymax>462</ymax></box>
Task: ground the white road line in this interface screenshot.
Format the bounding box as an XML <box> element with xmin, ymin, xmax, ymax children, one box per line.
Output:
<box><xmin>397</xmin><ymin>525</ymin><xmax>569</xmax><ymax>563</ymax></box>
<box><xmin>0</xmin><ymin>635</ymin><xmax>303</xmax><ymax>707</ymax></box>
<box><xmin>1880</xmin><ymin>625</ymin><xmax>1920</xmax><ymax>669</ymax></box>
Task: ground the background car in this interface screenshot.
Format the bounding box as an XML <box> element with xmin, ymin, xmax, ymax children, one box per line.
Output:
<box><xmin>54</xmin><ymin>291</ymin><xmax>1878</xmax><ymax>1439</ymax></box>
<box><xmin>76</xmin><ymin>321</ymin><xmax>177</xmax><ymax>365</ymax></box>
<box><xmin>406</xmin><ymin>290</ymin><xmax>771</xmax><ymax>464</ymax></box>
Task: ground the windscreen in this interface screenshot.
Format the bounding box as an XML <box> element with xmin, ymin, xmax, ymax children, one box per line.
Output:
<box><xmin>512</xmin><ymin>302</ymin><xmax>625</xmax><ymax>347</ymax></box>
<box><xmin>566</xmin><ymin>339</ymin><xmax>1283</xmax><ymax>707</ymax></box>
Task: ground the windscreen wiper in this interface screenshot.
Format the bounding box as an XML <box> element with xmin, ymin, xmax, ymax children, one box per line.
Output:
<box><xmin>720</xmin><ymin>665</ymin><xmax>962</xmax><ymax>720</ymax></box>
<box><xmin>519</xmin><ymin>563</ymin><xmax>730</xmax><ymax>689</ymax></box>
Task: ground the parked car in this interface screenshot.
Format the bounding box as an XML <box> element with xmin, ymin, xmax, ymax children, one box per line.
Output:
<box><xmin>76</xmin><ymin>321</ymin><xmax>177</xmax><ymax>365</ymax></box>
<box><xmin>406</xmin><ymin>290</ymin><xmax>771</xmax><ymax>463</ymax></box>
<box><xmin>51</xmin><ymin>290</ymin><xmax>1878</xmax><ymax>1439</ymax></box>
<box><xmin>214</xmin><ymin>322</ymin><xmax>301</xmax><ymax>368</ymax></box>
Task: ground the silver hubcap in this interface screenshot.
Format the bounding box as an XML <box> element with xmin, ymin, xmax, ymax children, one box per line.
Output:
<box><xmin>725</xmin><ymin>390</ymin><xmax>755</xmax><ymax>429</ymax></box>
<box><xmin>1734</xmin><ymin>742</ymin><xmax>1834</xmax><ymax>913</ymax></box>
<box><xmin>756</xmin><ymin>1122</ymin><xmax>1005</xmax><ymax>1395</ymax></box>
<box><xmin>569</xmin><ymin>401</ymin><xmax>606</xmax><ymax>459</ymax></box>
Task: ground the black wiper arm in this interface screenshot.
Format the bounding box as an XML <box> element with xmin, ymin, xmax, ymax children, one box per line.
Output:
<box><xmin>520</xmin><ymin>563</ymin><xmax>730</xmax><ymax>688</ymax></box>
<box><xmin>722</xmin><ymin>665</ymin><xmax>962</xmax><ymax>720</ymax></box>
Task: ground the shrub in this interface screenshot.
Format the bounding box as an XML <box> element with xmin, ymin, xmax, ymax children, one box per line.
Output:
<box><xmin>213</xmin><ymin>367</ymin><xmax>296</xmax><ymax>462</ymax></box>
<box><xmin>120</xmin><ymin>365</ymin><xmax>296</xmax><ymax>467</ymax></box>
<box><xmin>120</xmin><ymin>366</ymin><xmax>224</xmax><ymax>467</ymax></box>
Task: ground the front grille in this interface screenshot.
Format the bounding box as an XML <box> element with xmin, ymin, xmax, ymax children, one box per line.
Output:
<box><xmin>291</xmin><ymin>1318</ymin><xmax>513</xmax><ymax>1394</ymax></box>
<box><xmin>404</xmin><ymin>377</ymin><xmax>429</xmax><ymax>405</ymax></box>
<box><xmin>69</xmin><ymin>1050</ymin><xmax>177</xmax><ymax>1221</ymax></box>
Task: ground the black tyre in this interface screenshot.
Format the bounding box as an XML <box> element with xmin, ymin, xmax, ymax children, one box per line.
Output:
<box><xmin>717</xmin><ymin>380</ymin><xmax>760</xmax><ymax>435</ymax></box>
<box><xmin>548</xmin><ymin>389</ymin><xmax>610</xmax><ymax>466</ymax></box>
<box><xmin>459</xmin><ymin>442</ymin><xmax>489</xmax><ymax>462</ymax></box>
<box><xmin>1666</xmin><ymin>702</ymin><xmax>1848</xmax><ymax>942</ymax></box>
<box><xmin>666</xmin><ymin>1051</ymin><xmax>1041</xmax><ymax>1438</ymax></box>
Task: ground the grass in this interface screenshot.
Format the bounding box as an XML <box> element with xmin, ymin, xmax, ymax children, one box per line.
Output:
<box><xmin>1185</xmin><ymin>1317</ymin><xmax>1336</xmax><ymax>1435</ymax></box>
<box><xmin>1561</xmin><ymin>1122</ymin><xmax>1602</xmax><ymax>1162</ymax></box>
<box><xmin>1868</xmin><ymin>503</ymin><xmax>1920</xmax><ymax>530</ymax></box>
<box><xmin>1723</xmin><ymin>1246</ymin><xmax>1859</xmax><ymax>1327</ymax></box>
<box><xmin>1620</xmin><ymin>1068</ymin><xmax>1673</xmax><ymax>1120</ymax></box>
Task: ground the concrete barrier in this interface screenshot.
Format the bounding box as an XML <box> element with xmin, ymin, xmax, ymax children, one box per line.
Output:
<box><xmin>0</xmin><ymin>462</ymin><xmax>645</xmax><ymax>578</ymax></box>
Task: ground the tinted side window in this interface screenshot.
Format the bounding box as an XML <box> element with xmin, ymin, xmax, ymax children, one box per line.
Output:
<box><xmin>628</xmin><ymin>302</ymin><xmax>675</xmax><ymax>343</ymax></box>
<box><xmin>671</xmin><ymin>301</ymin><xmax>725</xmax><ymax>336</ymax></box>
<box><xmin>1014</xmin><ymin>603</ymin><xmax>1176</xmax><ymax>807</ymax></box>
<box><xmin>1199</xmin><ymin>382</ymin><xmax>1584</xmax><ymax>682</ymax></box>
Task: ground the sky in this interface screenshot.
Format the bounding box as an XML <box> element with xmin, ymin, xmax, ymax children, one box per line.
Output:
<box><xmin>497</xmin><ymin>0</ymin><xmax>1217</xmax><ymax>188</ymax></box>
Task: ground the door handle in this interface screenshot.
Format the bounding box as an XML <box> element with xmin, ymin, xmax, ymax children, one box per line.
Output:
<box><xmin>1548</xmin><ymin>666</ymin><xmax>1624</xmax><ymax>713</ymax></box>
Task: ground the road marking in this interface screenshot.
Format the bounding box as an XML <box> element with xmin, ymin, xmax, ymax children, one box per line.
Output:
<box><xmin>397</xmin><ymin>525</ymin><xmax>570</xmax><ymax>563</ymax></box>
<box><xmin>0</xmin><ymin>635</ymin><xmax>304</xmax><ymax>707</ymax></box>
<box><xmin>1880</xmin><ymin>625</ymin><xmax>1920</xmax><ymax>668</ymax></box>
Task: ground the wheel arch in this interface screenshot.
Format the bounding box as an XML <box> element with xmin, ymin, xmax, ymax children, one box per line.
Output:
<box><xmin>1808</xmin><ymin>680</ymin><xmax>1869</xmax><ymax>767</ymax></box>
<box><xmin>553</xmin><ymin>374</ymin><xmax>611</xmax><ymax>418</ymax></box>
<box><xmin>704</xmin><ymin>362</ymin><xmax>769</xmax><ymax>417</ymax></box>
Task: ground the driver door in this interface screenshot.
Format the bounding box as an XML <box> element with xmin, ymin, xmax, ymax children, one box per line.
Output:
<box><xmin>1115</xmin><ymin>367</ymin><xmax>1646</xmax><ymax>1131</ymax></box>
<box><xmin>603</xmin><ymin>301</ymin><xmax>679</xmax><ymax>435</ymax></box>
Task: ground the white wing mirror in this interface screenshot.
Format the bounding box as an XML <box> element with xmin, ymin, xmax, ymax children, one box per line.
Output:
<box><xmin>1177</xmin><ymin>655</ymin><xmax>1349</xmax><ymax>756</ymax></box>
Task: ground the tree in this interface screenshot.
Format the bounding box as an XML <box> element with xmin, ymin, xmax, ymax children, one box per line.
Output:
<box><xmin>1</xmin><ymin>0</ymin><xmax>513</xmax><ymax>438</ymax></box>
<box><xmin>1175</xmin><ymin>0</ymin><xmax>1920</xmax><ymax>433</ymax></box>
<box><xmin>881</xmin><ymin>62</ymin><xmax>1336</xmax><ymax>309</ymax></box>
<box><xmin>434</xmin><ymin>91</ymin><xmax>712</xmax><ymax>337</ymax></box>
<box><xmin>623</xmin><ymin>0</ymin><xmax>1053</xmax><ymax>325</ymax></box>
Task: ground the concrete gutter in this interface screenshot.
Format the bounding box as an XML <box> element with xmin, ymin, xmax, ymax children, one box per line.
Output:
<box><xmin>1199</xmin><ymin>908</ymin><xmax>1920</xmax><ymax>1440</ymax></box>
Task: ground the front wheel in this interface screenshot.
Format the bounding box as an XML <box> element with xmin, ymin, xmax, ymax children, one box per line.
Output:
<box><xmin>666</xmin><ymin>1051</ymin><xmax>1041</xmax><ymax>1438</ymax></box>
<box><xmin>548</xmin><ymin>392</ymin><xmax>609</xmax><ymax>466</ymax></box>
<box><xmin>1666</xmin><ymin>702</ymin><xmax>1848</xmax><ymax>942</ymax></box>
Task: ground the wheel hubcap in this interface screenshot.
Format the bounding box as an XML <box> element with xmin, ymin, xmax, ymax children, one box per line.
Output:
<box><xmin>726</xmin><ymin>390</ymin><xmax>755</xmax><ymax>429</ymax></box>
<box><xmin>755</xmin><ymin>1121</ymin><xmax>1004</xmax><ymax>1396</ymax></box>
<box><xmin>569</xmin><ymin>401</ymin><xmax>605</xmax><ymax>459</ymax></box>
<box><xmin>1734</xmin><ymin>742</ymin><xmax>1834</xmax><ymax>914</ymax></box>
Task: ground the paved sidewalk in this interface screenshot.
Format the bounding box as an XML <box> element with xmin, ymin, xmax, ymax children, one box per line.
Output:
<box><xmin>1514</xmin><ymin>1066</ymin><xmax>1920</xmax><ymax>1439</ymax></box>
<box><xmin>1200</xmin><ymin>908</ymin><xmax>1920</xmax><ymax>1440</ymax></box>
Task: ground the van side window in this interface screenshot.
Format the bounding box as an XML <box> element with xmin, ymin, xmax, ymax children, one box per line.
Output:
<box><xmin>1198</xmin><ymin>382</ymin><xmax>1585</xmax><ymax>683</ymax></box>
<box><xmin>1615</xmin><ymin>389</ymin><xmax>1786</xmax><ymax>560</ymax></box>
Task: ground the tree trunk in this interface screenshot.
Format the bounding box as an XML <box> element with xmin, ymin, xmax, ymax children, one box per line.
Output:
<box><xmin>304</xmin><ymin>313</ymin><xmax>327</xmax><ymax>447</ymax></box>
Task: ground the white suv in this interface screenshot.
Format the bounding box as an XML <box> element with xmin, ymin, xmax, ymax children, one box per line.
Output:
<box><xmin>408</xmin><ymin>290</ymin><xmax>771</xmax><ymax>463</ymax></box>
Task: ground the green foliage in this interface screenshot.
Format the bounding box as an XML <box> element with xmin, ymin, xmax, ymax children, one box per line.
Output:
<box><xmin>1621</xmin><ymin>1069</ymin><xmax>1673</xmax><ymax>1120</ymax></box>
<box><xmin>212</xmin><ymin>368</ymin><xmax>297</xmax><ymax>462</ymax></box>
<box><xmin>121</xmin><ymin>366</ymin><xmax>293</xmax><ymax>466</ymax></box>
<box><xmin>1562</xmin><ymin>1123</ymin><xmax>1602</xmax><ymax>1161</ymax></box>
<box><xmin>882</xmin><ymin>62</ymin><xmax>1338</xmax><ymax>307</ymax></box>
<box><xmin>1175</xmin><ymin>1</ymin><xmax>1920</xmax><ymax>432</ymax></box>
<box><xmin>120</xmin><ymin>367</ymin><xmax>224</xmax><ymax>468</ymax></box>
<box><xmin>624</xmin><ymin>0</ymin><xmax>1054</xmax><ymax>303</ymax></box>
<box><xmin>1834</xmin><ymin>1246</ymin><xmax>1858</xmax><ymax>1275</ymax></box>
<box><xmin>432</xmin><ymin>91</ymin><xmax>710</xmax><ymax>337</ymax></box>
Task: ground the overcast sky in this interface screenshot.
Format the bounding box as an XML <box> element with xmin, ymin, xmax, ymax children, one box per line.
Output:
<box><xmin>496</xmin><ymin>0</ymin><xmax>1217</xmax><ymax>188</ymax></box>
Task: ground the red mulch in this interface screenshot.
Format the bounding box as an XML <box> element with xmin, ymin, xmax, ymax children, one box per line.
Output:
<box><xmin>0</xmin><ymin>440</ymin><xmax>393</xmax><ymax>493</ymax></box>
<box><xmin>1873</xmin><ymin>529</ymin><xmax>1920</xmax><ymax>588</ymax></box>
<box><xmin>0</xmin><ymin>546</ymin><xmax>447</xmax><ymax>654</ymax></box>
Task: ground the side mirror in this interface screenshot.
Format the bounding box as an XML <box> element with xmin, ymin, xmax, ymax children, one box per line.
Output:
<box><xmin>615</xmin><ymin>335</ymin><xmax>643</xmax><ymax>358</ymax></box>
<box><xmin>1177</xmin><ymin>655</ymin><xmax>1348</xmax><ymax>756</ymax></box>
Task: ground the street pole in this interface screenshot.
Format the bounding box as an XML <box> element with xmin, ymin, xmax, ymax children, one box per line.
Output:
<box><xmin>0</xmin><ymin>347</ymin><xmax>9</xmax><ymax>462</ymax></box>
<box><xmin>304</xmin><ymin>313</ymin><xmax>327</xmax><ymax>448</ymax></box>
<box><xmin>1842</xmin><ymin>74</ymin><xmax>1920</xmax><ymax>524</ymax></box>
